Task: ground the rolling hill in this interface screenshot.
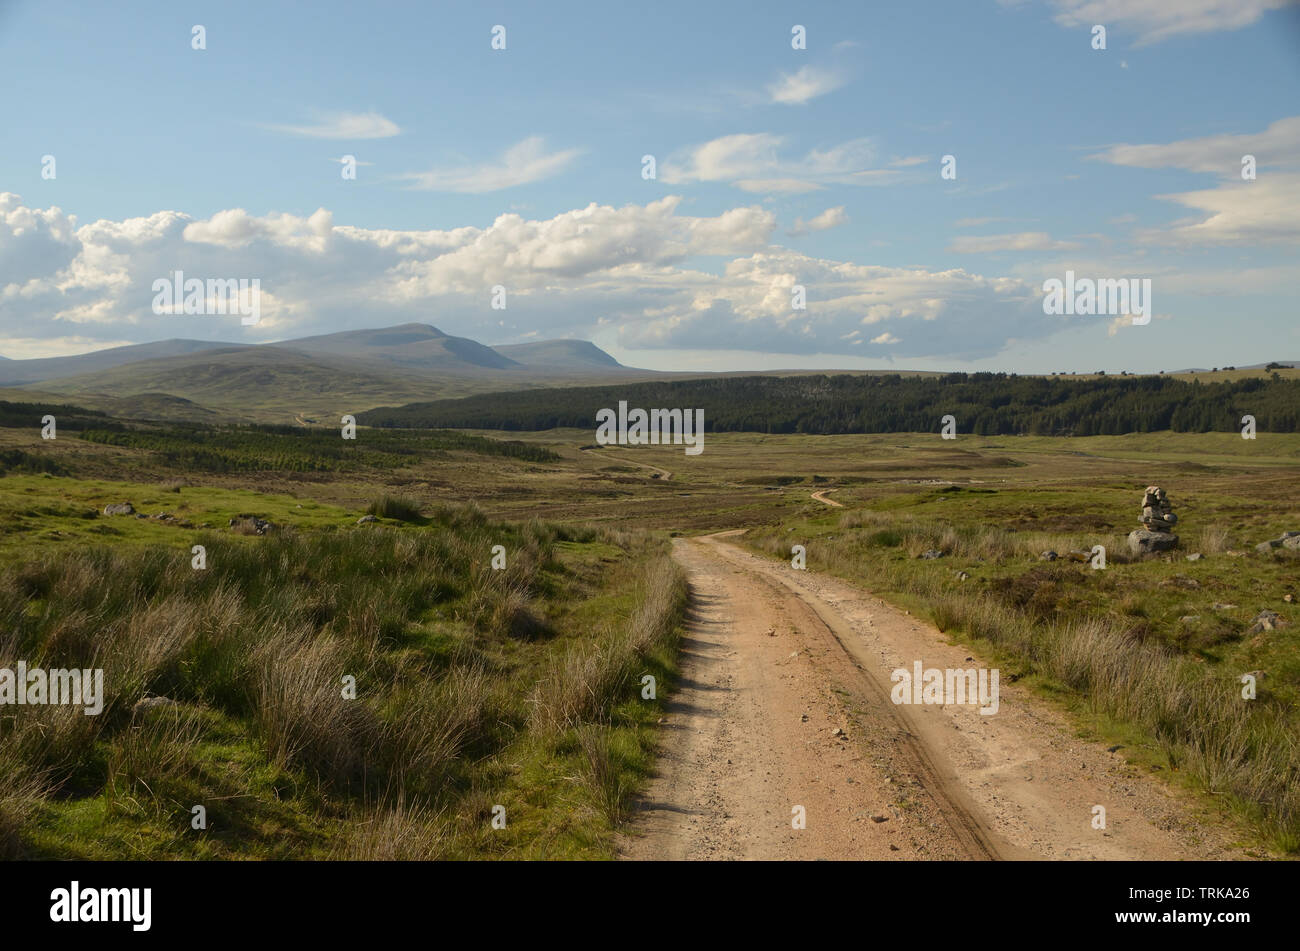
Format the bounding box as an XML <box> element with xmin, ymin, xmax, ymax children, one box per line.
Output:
<box><xmin>0</xmin><ymin>339</ymin><xmax>244</xmax><ymax>386</ymax></box>
<box><xmin>279</xmin><ymin>323</ymin><xmax>525</xmax><ymax>371</ymax></box>
<box><xmin>494</xmin><ymin>339</ymin><xmax>623</xmax><ymax>369</ymax></box>
<box><xmin>0</xmin><ymin>325</ymin><xmax>646</xmax><ymax>423</ymax></box>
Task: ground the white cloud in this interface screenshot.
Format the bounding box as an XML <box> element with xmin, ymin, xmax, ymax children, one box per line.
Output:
<box><xmin>1088</xmin><ymin>116</ymin><xmax>1300</xmax><ymax>173</ymax></box>
<box><xmin>788</xmin><ymin>206</ymin><xmax>849</xmax><ymax>236</ymax></box>
<box><xmin>948</xmin><ymin>232</ymin><xmax>1081</xmax><ymax>253</ymax></box>
<box><xmin>400</xmin><ymin>136</ymin><xmax>582</xmax><ymax>193</ymax></box>
<box><xmin>1088</xmin><ymin>118</ymin><xmax>1300</xmax><ymax>246</ymax></box>
<box><xmin>767</xmin><ymin>66</ymin><xmax>847</xmax><ymax>104</ymax></box>
<box><xmin>1142</xmin><ymin>173</ymin><xmax>1300</xmax><ymax>245</ymax></box>
<box><xmin>265</xmin><ymin>111</ymin><xmax>401</xmax><ymax>139</ymax></box>
<box><xmin>1040</xmin><ymin>0</ymin><xmax>1293</xmax><ymax>45</ymax></box>
<box><xmin>0</xmin><ymin>193</ymin><xmax>1054</xmax><ymax>362</ymax></box>
<box><xmin>661</xmin><ymin>133</ymin><xmax>899</xmax><ymax>194</ymax></box>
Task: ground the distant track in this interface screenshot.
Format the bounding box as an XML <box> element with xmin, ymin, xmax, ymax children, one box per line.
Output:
<box><xmin>810</xmin><ymin>488</ymin><xmax>843</xmax><ymax>507</ymax></box>
<box><xmin>582</xmin><ymin>448</ymin><xmax>672</xmax><ymax>481</ymax></box>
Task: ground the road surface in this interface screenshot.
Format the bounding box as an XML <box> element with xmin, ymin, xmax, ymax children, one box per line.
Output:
<box><xmin>618</xmin><ymin>532</ymin><xmax>1244</xmax><ymax>861</ymax></box>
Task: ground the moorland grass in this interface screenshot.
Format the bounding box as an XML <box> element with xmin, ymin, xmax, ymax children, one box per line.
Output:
<box><xmin>0</xmin><ymin>506</ymin><xmax>685</xmax><ymax>859</ymax></box>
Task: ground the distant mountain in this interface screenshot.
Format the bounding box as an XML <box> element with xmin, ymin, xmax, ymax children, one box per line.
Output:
<box><xmin>39</xmin><ymin>346</ymin><xmax>453</xmax><ymax>419</ymax></box>
<box><xmin>493</xmin><ymin>339</ymin><xmax>623</xmax><ymax>370</ymax></box>
<box><xmin>281</xmin><ymin>323</ymin><xmax>524</xmax><ymax>371</ymax></box>
<box><xmin>0</xmin><ymin>324</ymin><xmax>630</xmax><ymax>388</ymax></box>
<box><xmin>3</xmin><ymin>324</ymin><xmax>639</xmax><ymax>423</ymax></box>
<box><xmin>0</xmin><ymin>339</ymin><xmax>242</xmax><ymax>386</ymax></box>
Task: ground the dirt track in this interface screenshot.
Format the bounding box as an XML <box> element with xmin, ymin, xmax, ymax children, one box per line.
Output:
<box><xmin>618</xmin><ymin>532</ymin><xmax>1246</xmax><ymax>861</ymax></box>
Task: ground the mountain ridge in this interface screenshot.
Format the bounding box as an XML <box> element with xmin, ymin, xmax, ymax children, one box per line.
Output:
<box><xmin>0</xmin><ymin>324</ymin><xmax>625</xmax><ymax>386</ymax></box>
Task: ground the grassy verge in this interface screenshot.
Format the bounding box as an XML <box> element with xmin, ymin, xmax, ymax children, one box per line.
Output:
<box><xmin>0</xmin><ymin>502</ymin><xmax>686</xmax><ymax>859</ymax></box>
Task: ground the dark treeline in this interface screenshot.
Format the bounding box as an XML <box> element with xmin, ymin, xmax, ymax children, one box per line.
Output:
<box><xmin>358</xmin><ymin>373</ymin><xmax>1300</xmax><ymax>435</ymax></box>
<box><xmin>77</xmin><ymin>423</ymin><xmax>559</xmax><ymax>473</ymax></box>
<box><xmin>0</xmin><ymin>399</ymin><xmax>122</xmax><ymax>432</ymax></box>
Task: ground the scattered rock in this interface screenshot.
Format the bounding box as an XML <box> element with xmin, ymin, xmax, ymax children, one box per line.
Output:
<box><xmin>919</xmin><ymin>549</ymin><xmax>944</xmax><ymax>560</ymax></box>
<box><xmin>1128</xmin><ymin>529</ymin><xmax>1178</xmax><ymax>555</ymax></box>
<box><xmin>1107</xmin><ymin>745</ymin><xmax>1123</xmax><ymax>753</ymax></box>
<box><xmin>955</xmin><ymin>571</ymin><xmax>970</xmax><ymax>581</ymax></box>
<box><xmin>1285</xmin><ymin>594</ymin><xmax>1295</xmax><ymax>604</ymax></box>
<box><xmin>229</xmin><ymin>515</ymin><xmax>274</xmax><ymax>535</ymax></box>
<box><xmin>831</xmin><ymin>727</ymin><xmax>846</xmax><ymax>738</ymax></box>
<box><xmin>1065</xmin><ymin>549</ymin><xmax>1092</xmax><ymax>563</ymax></box>
<box><xmin>1185</xmin><ymin>553</ymin><xmax>1203</xmax><ymax>561</ymax></box>
<box><xmin>1039</xmin><ymin>550</ymin><xmax>1058</xmax><ymax>561</ymax></box>
<box><xmin>103</xmin><ymin>502</ymin><xmax>135</xmax><ymax>516</ymax></box>
<box><xmin>132</xmin><ymin>695</ymin><xmax>178</xmax><ymax>715</ymax></box>
<box><xmin>357</xmin><ymin>514</ymin><xmax>378</xmax><ymax>524</ymax></box>
<box><xmin>1256</xmin><ymin>531</ymin><xmax>1300</xmax><ymax>552</ymax></box>
<box><xmin>1212</xmin><ymin>602</ymin><xmax>1238</xmax><ymax>611</ymax></box>
<box><xmin>1247</xmin><ymin>610</ymin><xmax>1286</xmax><ymax>635</ymax></box>
<box><xmin>871</xmin><ymin>815</ymin><xmax>889</xmax><ymax>823</ymax></box>
<box><xmin>1178</xmin><ymin>615</ymin><xmax>1200</xmax><ymax>624</ymax></box>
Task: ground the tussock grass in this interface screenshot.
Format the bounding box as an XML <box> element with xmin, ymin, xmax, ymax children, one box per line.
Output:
<box><xmin>366</xmin><ymin>494</ymin><xmax>424</xmax><ymax>522</ymax></box>
<box><xmin>528</xmin><ymin>557</ymin><xmax>686</xmax><ymax>732</ymax></box>
<box><xmin>0</xmin><ymin>507</ymin><xmax>686</xmax><ymax>859</ymax></box>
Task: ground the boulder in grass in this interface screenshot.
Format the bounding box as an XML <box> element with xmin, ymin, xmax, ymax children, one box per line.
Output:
<box><xmin>133</xmin><ymin>695</ymin><xmax>178</xmax><ymax>715</ymax></box>
<box><xmin>1247</xmin><ymin>611</ymin><xmax>1286</xmax><ymax>635</ymax></box>
<box><xmin>1255</xmin><ymin>531</ymin><xmax>1300</xmax><ymax>552</ymax></box>
<box><xmin>1128</xmin><ymin>529</ymin><xmax>1178</xmax><ymax>555</ymax></box>
<box><xmin>103</xmin><ymin>502</ymin><xmax>135</xmax><ymax>516</ymax></box>
<box><xmin>229</xmin><ymin>515</ymin><xmax>274</xmax><ymax>535</ymax></box>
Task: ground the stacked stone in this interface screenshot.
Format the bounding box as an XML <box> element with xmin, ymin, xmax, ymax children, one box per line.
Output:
<box><xmin>1140</xmin><ymin>486</ymin><xmax>1178</xmax><ymax>532</ymax></box>
<box><xmin>1128</xmin><ymin>485</ymin><xmax>1179</xmax><ymax>554</ymax></box>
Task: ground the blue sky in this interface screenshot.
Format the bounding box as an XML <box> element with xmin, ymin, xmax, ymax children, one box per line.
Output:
<box><xmin>2</xmin><ymin>0</ymin><xmax>1298</xmax><ymax>372</ymax></box>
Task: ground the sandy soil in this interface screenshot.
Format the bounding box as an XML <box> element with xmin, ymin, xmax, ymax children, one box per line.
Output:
<box><xmin>810</xmin><ymin>488</ymin><xmax>843</xmax><ymax>507</ymax></box>
<box><xmin>617</xmin><ymin>532</ymin><xmax>1249</xmax><ymax>861</ymax></box>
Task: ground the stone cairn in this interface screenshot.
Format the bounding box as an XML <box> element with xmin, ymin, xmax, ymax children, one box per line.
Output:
<box><xmin>1128</xmin><ymin>485</ymin><xmax>1179</xmax><ymax>554</ymax></box>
